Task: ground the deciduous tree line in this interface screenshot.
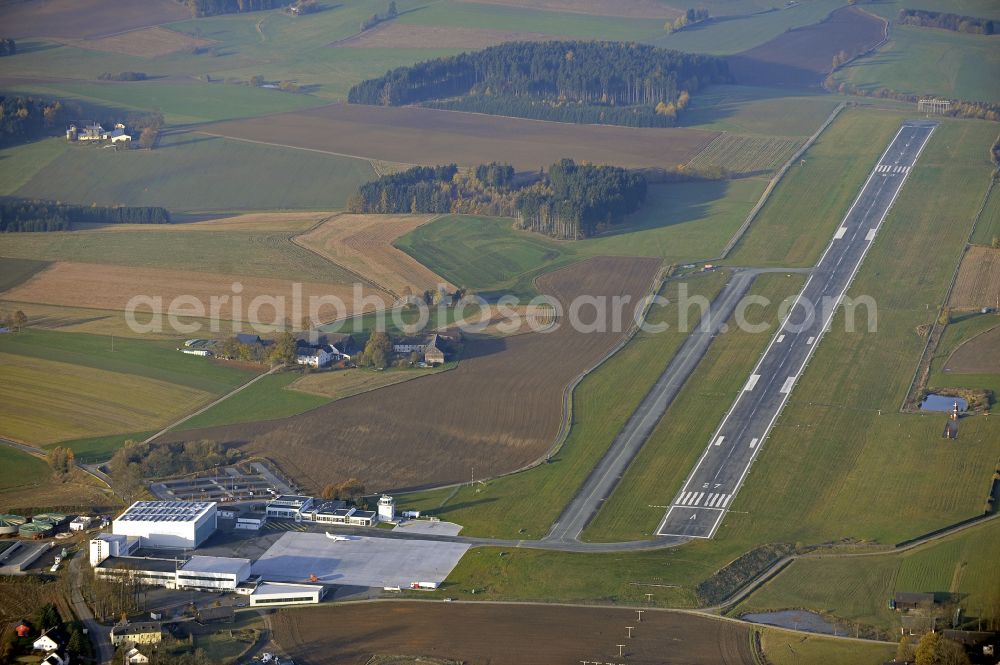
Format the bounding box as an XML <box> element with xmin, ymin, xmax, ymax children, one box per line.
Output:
<box><xmin>898</xmin><ymin>8</ymin><xmax>994</xmax><ymax>35</ymax></box>
<box><xmin>0</xmin><ymin>95</ymin><xmax>68</xmax><ymax>145</ymax></box>
<box><xmin>180</xmin><ymin>0</ymin><xmax>288</xmax><ymax>17</ymax></box>
<box><xmin>348</xmin><ymin>40</ymin><xmax>731</xmax><ymax>127</ymax></box>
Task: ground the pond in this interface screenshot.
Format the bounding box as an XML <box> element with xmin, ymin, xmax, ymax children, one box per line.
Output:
<box><xmin>741</xmin><ymin>610</ymin><xmax>840</xmax><ymax>635</ymax></box>
<box><xmin>919</xmin><ymin>394</ymin><xmax>968</xmax><ymax>412</ymax></box>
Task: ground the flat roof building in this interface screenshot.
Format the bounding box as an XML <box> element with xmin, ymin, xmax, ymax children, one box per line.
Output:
<box><xmin>249</xmin><ymin>582</ymin><xmax>326</xmax><ymax>607</ymax></box>
<box><xmin>177</xmin><ymin>555</ymin><xmax>251</xmax><ymax>591</ymax></box>
<box><xmin>94</xmin><ymin>557</ymin><xmax>180</xmax><ymax>589</ymax></box>
<box><xmin>113</xmin><ymin>501</ymin><xmax>217</xmax><ymax>549</ymax></box>
<box><xmin>266</xmin><ymin>496</ymin><xmax>313</xmax><ymax>520</ymax></box>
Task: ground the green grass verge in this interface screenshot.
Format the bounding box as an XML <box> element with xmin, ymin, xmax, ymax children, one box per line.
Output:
<box><xmin>399</xmin><ymin>271</ymin><xmax>729</xmax><ymax>539</ymax></box>
<box><xmin>0</xmin><ymin>446</ymin><xmax>49</xmax><ymax>491</ymax></box>
<box><xmin>0</xmin><ymin>136</ymin><xmax>68</xmax><ymax>195</ymax></box>
<box><xmin>835</xmin><ymin>21</ymin><xmax>1000</xmax><ymax>104</ymax></box>
<box><xmin>582</xmin><ymin>271</ymin><xmax>807</xmax><ymax>542</ymax></box>
<box><xmin>759</xmin><ymin>628</ymin><xmax>895</xmax><ymax>665</ymax></box>
<box><xmin>395</xmin><ymin>179</ymin><xmax>768</xmax><ymax>297</ymax></box>
<box><xmin>177</xmin><ymin>370</ymin><xmax>330</xmax><ymax>430</ymax></box>
<box><xmin>928</xmin><ymin>313</ymin><xmax>1000</xmax><ymax>397</ymax></box>
<box><xmin>970</xmin><ymin>181</ymin><xmax>1000</xmax><ymax>247</ymax></box>
<box><xmin>440</xmin><ymin>115</ymin><xmax>1000</xmax><ymax>612</ymax></box>
<box><xmin>46</xmin><ymin>431</ymin><xmax>156</xmax><ymax>464</ymax></box>
<box><xmin>680</xmin><ymin>86</ymin><xmax>842</xmax><ymax>137</ymax></box>
<box><xmin>0</xmin><ymin>329</ymin><xmax>259</xmax><ymax>394</ymax></box>
<box><xmin>9</xmin><ymin>133</ymin><xmax>374</xmax><ymax>212</ymax></box>
<box><xmin>727</xmin><ymin>109</ymin><xmax>905</xmax><ymax>267</ymax></box>
<box><xmin>736</xmin><ymin>519</ymin><xmax>1000</xmax><ymax>636</ymax></box>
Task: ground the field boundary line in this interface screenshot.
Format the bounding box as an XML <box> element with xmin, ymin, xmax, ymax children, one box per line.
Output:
<box><xmin>718</xmin><ymin>102</ymin><xmax>846</xmax><ymax>260</ymax></box>
<box><xmin>193</xmin><ymin>130</ymin><xmax>420</xmax><ymax>169</ymax></box>
<box><xmin>142</xmin><ymin>364</ymin><xmax>282</xmax><ymax>445</ymax></box>
<box><xmin>900</xmin><ymin>157</ymin><xmax>999</xmax><ymax>411</ymax></box>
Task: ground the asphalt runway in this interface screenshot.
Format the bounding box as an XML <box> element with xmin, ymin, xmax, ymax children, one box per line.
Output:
<box><xmin>657</xmin><ymin>120</ymin><xmax>937</xmax><ymax>538</ymax></box>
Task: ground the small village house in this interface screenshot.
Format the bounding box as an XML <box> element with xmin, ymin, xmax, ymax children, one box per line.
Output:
<box><xmin>110</xmin><ymin>622</ymin><xmax>162</xmax><ymax>647</ymax></box>
<box><xmin>32</xmin><ymin>628</ymin><xmax>60</xmax><ymax>653</ymax></box>
<box><xmin>125</xmin><ymin>647</ymin><xmax>149</xmax><ymax>664</ymax></box>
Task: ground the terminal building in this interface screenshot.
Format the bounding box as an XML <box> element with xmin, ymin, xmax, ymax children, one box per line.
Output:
<box><xmin>94</xmin><ymin>555</ymin><xmax>251</xmax><ymax>591</ymax></box>
<box><xmin>249</xmin><ymin>582</ymin><xmax>325</xmax><ymax>607</ymax></box>
<box><xmin>112</xmin><ymin>501</ymin><xmax>217</xmax><ymax>549</ymax></box>
<box><xmin>264</xmin><ymin>494</ymin><xmax>393</xmax><ymax>527</ymax></box>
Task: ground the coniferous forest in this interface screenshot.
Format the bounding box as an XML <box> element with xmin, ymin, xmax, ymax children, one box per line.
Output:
<box><xmin>348</xmin><ymin>159</ymin><xmax>646</xmax><ymax>239</ymax></box>
<box><xmin>0</xmin><ymin>198</ymin><xmax>171</xmax><ymax>232</ymax></box>
<box><xmin>348</xmin><ymin>41</ymin><xmax>731</xmax><ymax>127</ymax></box>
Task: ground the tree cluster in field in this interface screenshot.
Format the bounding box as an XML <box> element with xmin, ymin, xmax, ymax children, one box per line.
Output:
<box><xmin>0</xmin><ymin>39</ymin><xmax>15</xmax><ymax>56</ymax></box>
<box><xmin>0</xmin><ymin>307</ymin><xmax>27</xmax><ymax>331</ymax></box>
<box><xmin>248</xmin><ymin>74</ymin><xmax>301</xmax><ymax>92</ymax></box>
<box><xmin>216</xmin><ymin>331</ymin><xmax>298</xmax><ymax>365</ymax></box>
<box><xmin>828</xmin><ymin>81</ymin><xmax>1000</xmax><ymax>122</ymax></box>
<box><xmin>665</xmin><ymin>8</ymin><xmax>710</xmax><ymax>33</ymax></box>
<box><xmin>97</xmin><ymin>71</ymin><xmax>148</xmax><ymax>81</ymax></box>
<box><xmin>898</xmin><ymin>8</ymin><xmax>994</xmax><ymax>34</ymax></box>
<box><xmin>898</xmin><ymin>631</ymin><xmax>973</xmax><ymax>665</ymax></box>
<box><xmin>0</xmin><ymin>95</ymin><xmax>69</xmax><ymax>145</ymax></box>
<box><xmin>360</xmin><ymin>1</ymin><xmax>398</xmax><ymax>30</ymax></box>
<box><xmin>514</xmin><ymin>159</ymin><xmax>647</xmax><ymax>238</ymax></box>
<box><xmin>348</xmin><ymin>40</ymin><xmax>730</xmax><ymax>128</ymax></box>
<box><xmin>0</xmin><ymin>198</ymin><xmax>171</xmax><ymax>232</ymax></box>
<box><xmin>180</xmin><ymin>0</ymin><xmax>288</xmax><ymax>17</ymax></box>
<box><xmin>349</xmin><ymin>159</ymin><xmax>647</xmax><ymax>238</ymax></box>
<box><xmin>46</xmin><ymin>446</ymin><xmax>76</xmax><ymax>476</ymax></box>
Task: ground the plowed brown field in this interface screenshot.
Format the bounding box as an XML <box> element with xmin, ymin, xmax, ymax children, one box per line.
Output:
<box><xmin>296</xmin><ymin>214</ymin><xmax>450</xmax><ymax>296</ymax></box>
<box><xmin>157</xmin><ymin>256</ymin><xmax>660</xmax><ymax>490</ymax></box>
<box><xmin>950</xmin><ymin>246</ymin><xmax>1000</xmax><ymax>310</ymax></box>
<box><xmin>201</xmin><ymin>104</ymin><xmax>718</xmax><ymax>171</ymax></box>
<box><xmin>272</xmin><ymin>602</ymin><xmax>754</xmax><ymax>665</ymax></box>
<box><xmin>728</xmin><ymin>6</ymin><xmax>885</xmax><ymax>88</ymax></box>
<box><xmin>0</xmin><ymin>0</ymin><xmax>190</xmax><ymax>40</ymax></box>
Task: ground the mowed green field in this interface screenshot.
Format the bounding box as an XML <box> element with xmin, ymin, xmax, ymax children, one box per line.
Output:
<box><xmin>736</xmin><ymin>519</ymin><xmax>1000</xmax><ymax>634</ymax></box>
<box><xmin>679</xmin><ymin>86</ymin><xmax>843</xmax><ymax>137</ymax></box>
<box><xmin>970</xmin><ymin>182</ymin><xmax>1000</xmax><ymax>247</ymax></box>
<box><xmin>0</xmin><ymin>352</ymin><xmax>210</xmax><ymax>445</ymax></box>
<box><xmin>0</xmin><ymin>258</ymin><xmax>50</xmax><ymax>293</ymax></box>
<box><xmin>46</xmin><ymin>431</ymin><xmax>156</xmax><ymax>464</ymax></box>
<box><xmin>582</xmin><ymin>271</ymin><xmax>806</xmax><ymax>541</ymax></box>
<box><xmin>0</xmin><ymin>446</ymin><xmax>49</xmax><ymax>491</ymax></box>
<box><xmin>835</xmin><ymin>0</ymin><xmax>1000</xmax><ymax>104</ymax></box>
<box><xmin>759</xmin><ymin>628</ymin><xmax>895</xmax><ymax>665</ymax></box>
<box><xmin>399</xmin><ymin>272</ymin><xmax>729</xmax><ymax>540</ymax></box>
<box><xmin>0</xmin><ymin>221</ymin><xmax>355</xmax><ymax>284</ymax></box>
<box><xmin>727</xmin><ymin>110</ymin><xmax>905</xmax><ymax>267</ymax></box>
<box><xmin>396</xmin><ymin>179</ymin><xmax>767</xmax><ymax>297</ymax></box>
<box><xmin>177</xmin><ymin>370</ymin><xmax>330</xmax><ymax>431</ymax></box>
<box><xmin>438</xmin><ymin>116</ymin><xmax>1000</xmax><ymax>612</ymax></box>
<box><xmin>4</xmin><ymin>133</ymin><xmax>374</xmax><ymax>212</ymax></box>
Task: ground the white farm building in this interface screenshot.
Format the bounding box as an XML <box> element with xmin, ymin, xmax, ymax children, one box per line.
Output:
<box><xmin>113</xmin><ymin>501</ymin><xmax>217</xmax><ymax>549</ymax></box>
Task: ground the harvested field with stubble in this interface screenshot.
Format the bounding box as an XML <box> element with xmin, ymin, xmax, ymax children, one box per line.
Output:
<box><xmin>335</xmin><ymin>23</ymin><xmax>560</xmax><ymax>49</ymax></box>
<box><xmin>0</xmin><ymin>0</ymin><xmax>190</xmax><ymax>40</ymax></box>
<box><xmin>457</xmin><ymin>0</ymin><xmax>680</xmax><ymax>19</ymax></box>
<box><xmin>272</xmin><ymin>602</ymin><xmax>754</xmax><ymax>665</ymax></box>
<box><xmin>156</xmin><ymin>256</ymin><xmax>661</xmax><ymax>490</ymax></box>
<box><xmin>687</xmin><ymin>133</ymin><xmax>804</xmax><ymax>175</ymax></box>
<box><xmin>201</xmin><ymin>104</ymin><xmax>719</xmax><ymax>171</ymax></box>
<box><xmin>949</xmin><ymin>245</ymin><xmax>1000</xmax><ymax>310</ymax></box>
<box><xmin>944</xmin><ymin>324</ymin><xmax>1000</xmax><ymax>374</ymax></box>
<box><xmin>1</xmin><ymin>261</ymin><xmax>383</xmax><ymax>327</ymax></box>
<box><xmin>728</xmin><ymin>6</ymin><xmax>886</xmax><ymax>88</ymax></box>
<box><xmin>296</xmin><ymin>214</ymin><xmax>450</xmax><ymax>296</ymax></box>
<box><xmin>65</xmin><ymin>26</ymin><xmax>214</xmax><ymax>58</ymax></box>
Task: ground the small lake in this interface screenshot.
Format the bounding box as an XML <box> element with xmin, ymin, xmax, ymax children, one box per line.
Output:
<box><xmin>919</xmin><ymin>394</ymin><xmax>968</xmax><ymax>412</ymax></box>
<box><xmin>741</xmin><ymin>610</ymin><xmax>839</xmax><ymax>635</ymax></box>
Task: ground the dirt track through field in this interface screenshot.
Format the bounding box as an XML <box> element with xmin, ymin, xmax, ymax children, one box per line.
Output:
<box><xmin>296</xmin><ymin>214</ymin><xmax>451</xmax><ymax>296</ymax></box>
<box><xmin>201</xmin><ymin>104</ymin><xmax>718</xmax><ymax>171</ymax></box>
<box><xmin>272</xmin><ymin>602</ymin><xmax>754</xmax><ymax>665</ymax></box>
<box><xmin>157</xmin><ymin>256</ymin><xmax>661</xmax><ymax>490</ymax></box>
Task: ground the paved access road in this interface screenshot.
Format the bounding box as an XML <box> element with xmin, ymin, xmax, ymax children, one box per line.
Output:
<box><xmin>657</xmin><ymin>121</ymin><xmax>937</xmax><ymax>539</ymax></box>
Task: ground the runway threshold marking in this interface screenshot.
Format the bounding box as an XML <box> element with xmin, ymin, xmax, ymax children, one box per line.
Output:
<box><xmin>749</xmin><ymin>437</ymin><xmax>759</xmax><ymax>449</ymax></box>
<box><xmin>744</xmin><ymin>375</ymin><xmax>761</xmax><ymax>392</ymax></box>
<box><xmin>865</xmin><ymin>229</ymin><xmax>877</xmax><ymax>241</ymax></box>
<box><xmin>714</xmin><ymin>435</ymin><xmax>725</xmax><ymax>446</ymax></box>
<box><xmin>780</xmin><ymin>376</ymin><xmax>796</xmax><ymax>393</ymax></box>
<box><xmin>777</xmin><ymin>334</ymin><xmax>785</xmax><ymax>343</ymax></box>
<box><xmin>834</xmin><ymin>226</ymin><xmax>847</xmax><ymax>239</ymax></box>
